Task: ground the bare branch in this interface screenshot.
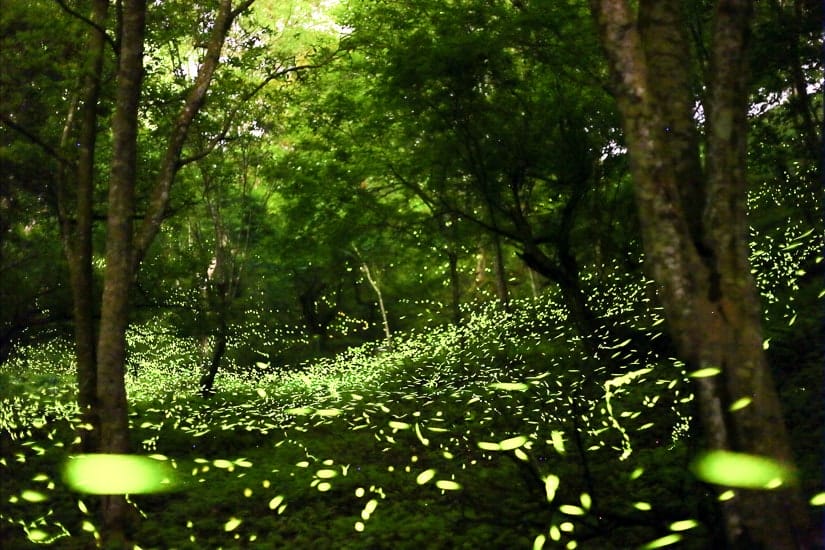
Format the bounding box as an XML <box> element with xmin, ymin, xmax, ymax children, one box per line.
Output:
<box><xmin>0</xmin><ymin>114</ymin><xmax>72</xmax><ymax>167</ymax></box>
<box><xmin>230</xmin><ymin>0</ymin><xmax>258</xmax><ymax>19</ymax></box>
<box><xmin>54</xmin><ymin>0</ymin><xmax>117</xmax><ymax>53</ymax></box>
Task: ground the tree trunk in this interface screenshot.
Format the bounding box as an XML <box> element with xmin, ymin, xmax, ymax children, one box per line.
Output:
<box><xmin>589</xmin><ymin>0</ymin><xmax>812</xmax><ymax>546</ymax></box>
<box><xmin>67</xmin><ymin>0</ymin><xmax>109</xmax><ymax>453</ymax></box>
<box><xmin>354</xmin><ymin>246</ymin><xmax>392</xmax><ymax>348</ymax></box>
<box><xmin>51</xmin><ymin>0</ymin><xmax>104</xmax><ymax>456</ymax></box>
<box><xmin>767</xmin><ymin>0</ymin><xmax>820</xmax><ymax>163</ymax></box>
<box><xmin>442</xmin><ymin>213</ymin><xmax>462</xmax><ymax>326</ymax></box>
<box><xmin>96</xmin><ymin>0</ymin><xmax>146</xmax><ymax>542</ymax></box>
<box><xmin>491</xmin><ymin>233</ymin><xmax>510</xmax><ymax>310</ymax></box>
<box><xmin>447</xmin><ymin>248</ymin><xmax>462</xmax><ymax>325</ymax></box>
<box><xmin>43</xmin><ymin>0</ymin><xmax>254</xmax><ymax>544</ymax></box>
<box><xmin>199</xmin><ymin>317</ymin><xmax>227</xmax><ymax>397</ymax></box>
<box><xmin>133</xmin><ymin>0</ymin><xmax>249</xmax><ymax>270</ymax></box>
<box><xmin>519</xmin><ymin>243</ymin><xmax>601</xmax><ymax>356</ymax></box>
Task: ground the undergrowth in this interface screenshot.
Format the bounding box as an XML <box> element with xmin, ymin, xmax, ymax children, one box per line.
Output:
<box><xmin>0</xmin><ymin>195</ymin><xmax>821</xmax><ymax>548</ymax></box>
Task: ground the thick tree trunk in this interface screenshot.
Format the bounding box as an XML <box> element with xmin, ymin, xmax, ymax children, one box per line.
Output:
<box><xmin>590</xmin><ymin>0</ymin><xmax>812</xmax><ymax>547</ymax></box>
<box><xmin>96</xmin><ymin>0</ymin><xmax>146</xmax><ymax>542</ymax></box>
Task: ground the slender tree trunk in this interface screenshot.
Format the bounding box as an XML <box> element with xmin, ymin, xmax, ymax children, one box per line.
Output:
<box><xmin>69</xmin><ymin>0</ymin><xmax>109</xmax><ymax>454</ymax></box>
<box><xmin>527</xmin><ymin>268</ymin><xmax>538</xmax><ymax>298</ymax></box>
<box><xmin>133</xmin><ymin>0</ymin><xmax>250</xmax><ymax>270</ymax></box>
<box><xmin>364</xmin><ymin>263</ymin><xmax>391</xmax><ymax>347</ymax></box>
<box><xmin>491</xmin><ymin>233</ymin><xmax>510</xmax><ymax>310</ymax></box>
<box><xmin>51</xmin><ymin>0</ymin><xmax>108</xmax><ymax>453</ymax></box>
<box><xmin>97</xmin><ymin>0</ymin><xmax>146</xmax><ymax>542</ymax></box>
<box><xmin>448</xmin><ymin>249</ymin><xmax>461</xmax><ymax>325</ymax></box>
<box><xmin>765</xmin><ymin>0</ymin><xmax>820</xmax><ymax>162</ymax></box>
<box><xmin>353</xmin><ymin>247</ymin><xmax>392</xmax><ymax>348</ymax></box>
<box><xmin>590</xmin><ymin>0</ymin><xmax>812</xmax><ymax>546</ymax></box>
<box><xmin>199</xmin><ymin>316</ymin><xmax>227</xmax><ymax>397</ymax></box>
<box><xmin>442</xmin><ymin>213</ymin><xmax>462</xmax><ymax>326</ymax></box>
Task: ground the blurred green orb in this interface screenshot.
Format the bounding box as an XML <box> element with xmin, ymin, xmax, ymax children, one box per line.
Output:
<box><xmin>63</xmin><ymin>454</ymin><xmax>179</xmax><ymax>494</ymax></box>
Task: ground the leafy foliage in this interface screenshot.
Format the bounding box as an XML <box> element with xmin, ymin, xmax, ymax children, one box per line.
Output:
<box><xmin>1</xmin><ymin>202</ymin><xmax>820</xmax><ymax>547</ymax></box>
<box><xmin>0</xmin><ymin>0</ymin><xmax>821</xmax><ymax>547</ymax></box>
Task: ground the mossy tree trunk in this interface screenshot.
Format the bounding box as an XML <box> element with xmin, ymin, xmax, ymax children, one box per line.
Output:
<box><xmin>590</xmin><ymin>0</ymin><xmax>811</xmax><ymax>546</ymax></box>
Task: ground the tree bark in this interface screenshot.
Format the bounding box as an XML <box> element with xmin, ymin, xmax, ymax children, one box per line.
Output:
<box><xmin>447</xmin><ymin>248</ymin><xmax>462</xmax><ymax>325</ymax></box>
<box><xmin>491</xmin><ymin>233</ymin><xmax>510</xmax><ymax>311</ymax></box>
<box><xmin>133</xmin><ymin>0</ymin><xmax>253</xmax><ymax>270</ymax></box>
<box><xmin>40</xmin><ymin>0</ymin><xmax>256</xmax><ymax>543</ymax></box>
<box><xmin>62</xmin><ymin>0</ymin><xmax>109</xmax><ymax>454</ymax></box>
<box><xmin>199</xmin><ymin>316</ymin><xmax>227</xmax><ymax>397</ymax></box>
<box><xmin>589</xmin><ymin>0</ymin><xmax>812</xmax><ymax>547</ymax></box>
<box><xmin>354</xmin><ymin>246</ymin><xmax>392</xmax><ymax>348</ymax></box>
<box><xmin>96</xmin><ymin>0</ymin><xmax>146</xmax><ymax>542</ymax></box>
<box><xmin>442</xmin><ymin>213</ymin><xmax>462</xmax><ymax>326</ymax></box>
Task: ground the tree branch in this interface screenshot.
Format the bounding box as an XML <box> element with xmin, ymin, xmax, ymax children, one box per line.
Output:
<box><xmin>0</xmin><ymin>114</ymin><xmax>72</xmax><ymax>167</ymax></box>
<box><xmin>54</xmin><ymin>0</ymin><xmax>117</xmax><ymax>53</ymax></box>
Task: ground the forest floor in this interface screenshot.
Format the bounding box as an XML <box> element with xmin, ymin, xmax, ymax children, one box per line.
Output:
<box><xmin>1</xmin><ymin>295</ymin><xmax>822</xmax><ymax>549</ymax></box>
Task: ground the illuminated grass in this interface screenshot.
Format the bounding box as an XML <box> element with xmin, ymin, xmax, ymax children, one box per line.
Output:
<box><xmin>0</xmin><ymin>195</ymin><xmax>820</xmax><ymax>547</ymax></box>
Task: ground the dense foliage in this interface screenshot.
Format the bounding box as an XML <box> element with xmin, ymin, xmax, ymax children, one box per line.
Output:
<box><xmin>0</xmin><ymin>0</ymin><xmax>822</xmax><ymax>547</ymax></box>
